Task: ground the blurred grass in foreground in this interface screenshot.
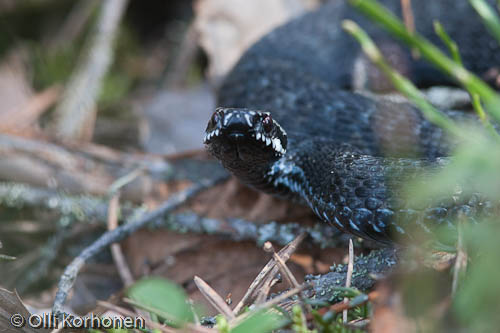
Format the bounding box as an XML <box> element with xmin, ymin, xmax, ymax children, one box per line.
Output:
<box><xmin>344</xmin><ymin>0</ymin><xmax>500</xmax><ymax>331</ymax></box>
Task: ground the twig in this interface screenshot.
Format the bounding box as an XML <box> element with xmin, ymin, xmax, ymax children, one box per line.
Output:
<box><xmin>51</xmin><ymin>0</ymin><xmax>129</xmax><ymax>140</ymax></box>
<box><xmin>14</xmin><ymin>226</ymin><xmax>70</xmax><ymax>293</ymax></box>
<box><xmin>254</xmin><ymin>275</ymin><xmax>281</xmax><ymax>306</ymax></box>
<box><xmin>0</xmin><ymin>85</ymin><xmax>61</xmax><ymax>134</ymax></box>
<box><xmin>229</xmin><ymin>284</ymin><xmax>307</xmax><ymax>328</ymax></box>
<box><xmin>232</xmin><ymin>232</ymin><xmax>306</xmax><ymax>315</ymax></box>
<box><xmin>0</xmin><ymin>182</ymin><xmax>343</xmax><ymax>248</ymax></box>
<box><xmin>0</xmin><ymin>133</ymin><xmax>161</xmax><ymax>200</ymax></box>
<box><xmin>400</xmin><ymin>0</ymin><xmax>414</xmax><ymax>34</ymax></box>
<box><xmin>400</xmin><ymin>0</ymin><xmax>418</xmax><ymax>58</ymax></box>
<box><xmin>263</xmin><ymin>242</ymin><xmax>300</xmax><ymax>289</ymax></box>
<box><xmin>309</xmin><ymin>248</ymin><xmax>397</xmax><ymax>303</ymax></box>
<box><xmin>108</xmin><ymin>193</ymin><xmax>134</xmax><ymax>287</ymax></box>
<box><xmin>258</xmin><ymin>284</ymin><xmax>308</xmax><ymax>310</ymax></box>
<box><xmin>264</xmin><ymin>241</ymin><xmax>312</xmax><ymax>314</ymax></box>
<box><xmin>452</xmin><ymin>221</ymin><xmax>467</xmax><ymax>296</ymax></box>
<box><xmin>49</xmin><ymin>0</ymin><xmax>99</xmax><ymax>48</ymax></box>
<box><xmin>194</xmin><ymin>276</ymin><xmax>235</xmax><ymax>320</ymax></box>
<box><xmin>343</xmin><ymin>239</ymin><xmax>354</xmax><ymax>323</ymax></box>
<box><xmin>0</xmin><ymin>182</ymin><xmax>121</xmax><ymax>224</ymax></box>
<box><xmin>52</xmin><ymin>176</ymin><xmax>226</xmax><ymax>314</ymax></box>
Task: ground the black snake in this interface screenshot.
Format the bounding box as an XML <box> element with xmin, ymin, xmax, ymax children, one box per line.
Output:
<box><xmin>203</xmin><ymin>0</ymin><xmax>500</xmax><ymax>244</ymax></box>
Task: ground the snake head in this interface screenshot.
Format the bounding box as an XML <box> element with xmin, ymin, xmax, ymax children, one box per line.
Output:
<box><xmin>204</xmin><ymin>107</ymin><xmax>287</xmax><ymax>163</ymax></box>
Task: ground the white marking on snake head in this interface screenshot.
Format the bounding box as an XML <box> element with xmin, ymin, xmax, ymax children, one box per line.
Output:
<box><xmin>243</xmin><ymin>114</ymin><xmax>253</xmax><ymax>127</ymax></box>
<box><xmin>272</xmin><ymin>138</ymin><xmax>282</xmax><ymax>153</ymax></box>
<box><xmin>223</xmin><ymin>112</ymin><xmax>233</xmax><ymax>126</ymax></box>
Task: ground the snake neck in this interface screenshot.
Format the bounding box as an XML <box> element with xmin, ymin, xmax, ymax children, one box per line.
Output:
<box><xmin>222</xmin><ymin>155</ymin><xmax>307</xmax><ymax>202</ymax></box>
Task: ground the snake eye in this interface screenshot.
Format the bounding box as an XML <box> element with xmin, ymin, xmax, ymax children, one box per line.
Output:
<box><xmin>262</xmin><ymin>115</ymin><xmax>273</xmax><ymax>133</ymax></box>
<box><xmin>208</xmin><ymin>111</ymin><xmax>220</xmax><ymax>129</ymax></box>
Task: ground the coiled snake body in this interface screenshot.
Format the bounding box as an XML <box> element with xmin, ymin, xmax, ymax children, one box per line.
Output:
<box><xmin>204</xmin><ymin>0</ymin><xmax>500</xmax><ymax>244</ymax></box>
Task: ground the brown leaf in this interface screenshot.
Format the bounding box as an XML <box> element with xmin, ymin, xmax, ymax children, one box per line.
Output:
<box><xmin>0</xmin><ymin>288</ymin><xmax>50</xmax><ymax>333</ymax></box>
<box><xmin>194</xmin><ymin>0</ymin><xmax>318</xmax><ymax>80</ymax></box>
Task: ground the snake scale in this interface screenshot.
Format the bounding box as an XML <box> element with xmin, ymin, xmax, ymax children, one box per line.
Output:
<box><xmin>203</xmin><ymin>0</ymin><xmax>500</xmax><ymax>244</ymax></box>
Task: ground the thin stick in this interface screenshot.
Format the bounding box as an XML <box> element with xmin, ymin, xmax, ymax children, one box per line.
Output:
<box><xmin>263</xmin><ymin>242</ymin><xmax>301</xmax><ymax>289</ymax></box>
<box><xmin>343</xmin><ymin>239</ymin><xmax>354</xmax><ymax>323</ymax></box>
<box><xmin>52</xmin><ymin>176</ymin><xmax>226</xmax><ymax>314</ymax></box>
<box><xmin>400</xmin><ymin>0</ymin><xmax>415</xmax><ymax>34</ymax></box>
<box><xmin>232</xmin><ymin>232</ymin><xmax>306</xmax><ymax>315</ymax></box>
<box><xmin>400</xmin><ymin>0</ymin><xmax>418</xmax><ymax>58</ymax></box>
<box><xmin>194</xmin><ymin>276</ymin><xmax>235</xmax><ymax>320</ymax></box>
<box><xmin>229</xmin><ymin>285</ymin><xmax>307</xmax><ymax>328</ymax></box>
<box><xmin>452</xmin><ymin>221</ymin><xmax>467</xmax><ymax>296</ymax></box>
<box><xmin>107</xmin><ymin>193</ymin><xmax>134</xmax><ymax>286</ymax></box>
<box><xmin>0</xmin><ymin>85</ymin><xmax>61</xmax><ymax>133</ymax></box>
<box><xmin>52</xmin><ymin>0</ymin><xmax>129</xmax><ymax>140</ymax></box>
<box><xmin>264</xmin><ymin>242</ymin><xmax>312</xmax><ymax>314</ymax></box>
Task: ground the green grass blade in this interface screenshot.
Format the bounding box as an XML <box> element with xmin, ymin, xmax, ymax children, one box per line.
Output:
<box><xmin>433</xmin><ymin>20</ymin><xmax>462</xmax><ymax>65</ymax></box>
<box><xmin>342</xmin><ymin>20</ymin><xmax>465</xmax><ymax>139</ymax></box>
<box><xmin>348</xmin><ymin>0</ymin><xmax>500</xmax><ymax>122</ymax></box>
<box><xmin>469</xmin><ymin>0</ymin><xmax>500</xmax><ymax>44</ymax></box>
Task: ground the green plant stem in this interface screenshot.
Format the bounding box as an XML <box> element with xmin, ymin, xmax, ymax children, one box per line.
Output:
<box><xmin>469</xmin><ymin>0</ymin><xmax>500</xmax><ymax>45</ymax></box>
<box><xmin>471</xmin><ymin>94</ymin><xmax>500</xmax><ymax>139</ymax></box>
<box><xmin>433</xmin><ymin>20</ymin><xmax>498</xmax><ymax>137</ymax></box>
<box><xmin>348</xmin><ymin>0</ymin><xmax>500</xmax><ymax>122</ymax></box>
<box><xmin>342</xmin><ymin>20</ymin><xmax>465</xmax><ymax>140</ymax></box>
<box><xmin>433</xmin><ymin>21</ymin><xmax>462</xmax><ymax>65</ymax></box>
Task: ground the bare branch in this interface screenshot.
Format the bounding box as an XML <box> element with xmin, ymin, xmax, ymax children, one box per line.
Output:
<box><xmin>51</xmin><ymin>0</ymin><xmax>129</xmax><ymax>140</ymax></box>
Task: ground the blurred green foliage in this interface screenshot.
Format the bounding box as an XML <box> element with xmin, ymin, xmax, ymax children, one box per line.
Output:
<box><xmin>126</xmin><ymin>277</ymin><xmax>196</xmax><ymax>325</ymax></box>
<box><xmin>346</xmin><ymin>0</ymin><xmax>500</xmax><ymax>331</ymax></box>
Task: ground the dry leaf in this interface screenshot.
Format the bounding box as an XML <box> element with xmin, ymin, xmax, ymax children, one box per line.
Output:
<box><xmin>194</xmin><ymin>0</ymin><xmax>318</xmax><ymax>80</ymax></box>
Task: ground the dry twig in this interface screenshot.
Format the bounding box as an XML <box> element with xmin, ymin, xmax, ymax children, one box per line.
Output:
<box><xmin>107</xmin><ymin>193</ymin><xmax>134</xmax><ymax>287</ymax></box>
<box><xmin>343</xmin><ymin>239</ymin><xmax>354</xmax><ymax>323</ymax></box>
<box><xmin>51</xmin><ymin>0</ymin><xmax>129</xmax><ymax>140</ymax></box>
<box><xmin>194</xmin><ymin>276</ymin><xmax>235</xmax><ymax>320</ymax></box>
<box><xmin>232</xmin><ymin>232</ymin><xmax>306</xmax><ymax>315</ymax></box>
<box><xmin>0</xmin><ymin>85</ymin><xmax>60</xmax><ymax>135</ymax></box>
<box><xmin>452</xmin><ymin>221</ymin><xmax>467</xmax><ymax>296</ymax></box>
